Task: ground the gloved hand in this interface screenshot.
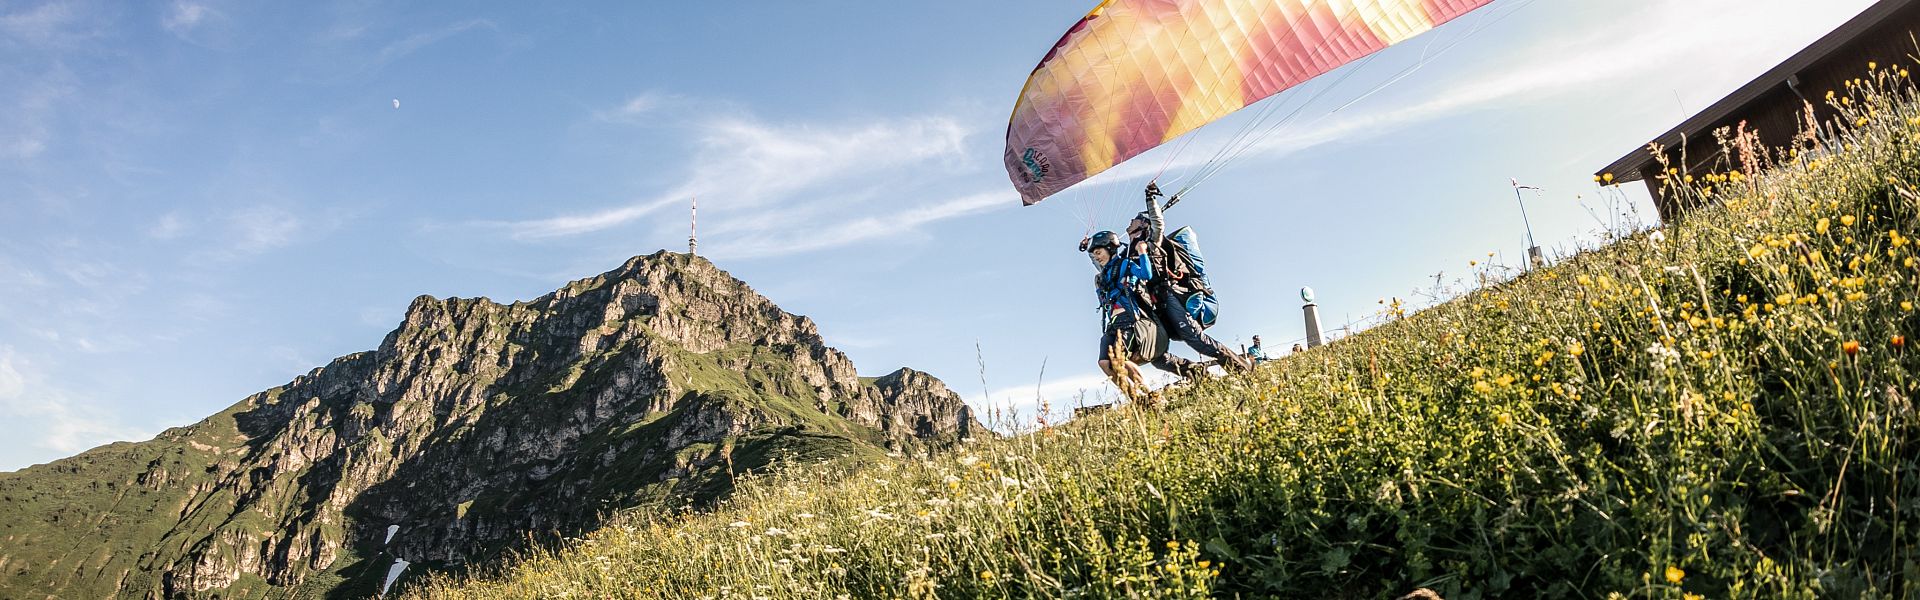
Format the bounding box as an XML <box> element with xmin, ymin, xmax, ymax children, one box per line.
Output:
<box><xmin>1078</xmin><ymin>236</ymin><xmax>1092</xmax><ymax>252</ymax></box>
<box><xmin>1145</xmin><ymin>181</ymin><xmax>1163</xmax><ymax>200</ymax></box>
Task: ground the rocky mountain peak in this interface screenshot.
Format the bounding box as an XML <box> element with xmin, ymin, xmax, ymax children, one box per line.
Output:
<box><xmin>0</xmin><ymin>251</ymin><xmax>982</xmax><ymax>599</ymax></box>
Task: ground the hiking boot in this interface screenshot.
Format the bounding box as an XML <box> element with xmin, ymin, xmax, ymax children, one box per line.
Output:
<box><xmin>1180</xmin><ymin>362</ymin><xmax>1211</xmax><ymax>383</ymax></box>
<box><xmin>1223</xmin><ymin>352</ymin><xmax>1253</xmax><ymax>374</ymax></box>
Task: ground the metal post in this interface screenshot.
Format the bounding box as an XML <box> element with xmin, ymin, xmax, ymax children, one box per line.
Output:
<box><xmin>688</xmin><ymin>196</ymin><xmax>698</xmax><ymax>256</ymax></box>
<box><xmin>1301</xmin><ymin>287</ymin><xmax>1324</xmax><ymax>348</ymax></box>
<box><xmin>1511</xmin><ymin>179</ymin><xmax>1542</xmax><ymax>270</ymax></box>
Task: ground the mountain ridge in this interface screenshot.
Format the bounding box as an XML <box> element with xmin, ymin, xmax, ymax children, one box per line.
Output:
<box><xmin>0</xmin><ymin>250</ymin><xmax>980</xmax><ymax>599</ymax></box>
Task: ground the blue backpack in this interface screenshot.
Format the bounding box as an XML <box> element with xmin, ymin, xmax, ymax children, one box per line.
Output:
<box><xmin>1163</xmin><ymin>226</ymin><xmax>1218</xmax><ymax>329</ymax></box>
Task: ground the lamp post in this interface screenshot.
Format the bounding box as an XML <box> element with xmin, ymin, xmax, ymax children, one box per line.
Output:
<box><xmin>1511</xmin><ymin>179</ymin><xmax>1545</xmax><ymax>269</ymax></box>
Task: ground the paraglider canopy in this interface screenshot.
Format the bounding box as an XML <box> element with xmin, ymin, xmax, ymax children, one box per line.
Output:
<box><xmin>1005</xmin><ymin>0</ymin><xmax>1497</xmax><ymax>205</ymax></box>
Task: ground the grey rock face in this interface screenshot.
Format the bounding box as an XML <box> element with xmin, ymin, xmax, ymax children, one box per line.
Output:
<box><xmin>0</xmin><ymin>251</ymin><xmax>982</xmax><ymax>599</ymax></box>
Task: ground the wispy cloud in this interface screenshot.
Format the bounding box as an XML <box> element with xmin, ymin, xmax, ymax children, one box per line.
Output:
<box><xmin>0</xmin><ymin>68</ymin><xmax>74</xmax><ymax>160</ymax></box>
<box><xmin>161</xmin><ymin>1</ymin><xmax>213</xmax><ymax>36</ymax></box>
<box><xmin>290</xmin><ymin>18</ymin><xmax>505</xmax><ymax>83</ymax></box>
<box><xmin>0</xmin><ymin>347</ymin><xmax>149</xmax><ymax>468</ymax></box>
<box><xmin>229</xmin><ymin>205</ymin><xmax>303</xmax><ymax>254</ymax></box>
<box><xmin>500</xmin><ymin>111</ymin><xmax>974</xmax><ymax>243</ymax></box>
<box><xmin>706</xmin><ymin>190</ymin><xmax>1012</xmax><ymax>259</ymax></box>
<box><xmin>178</xmin><ymin>203</ymin><xmax>335</xmax><ymax>263</ymax></box>
<box><xmin>594</xmin><ymin>91</ymin><xmax>689</xmax><ymax>123</ymax></box>
<box><xmin>149</xmin><ymin>211</ymin><xmax>192</xmax><ymax>240</ymax></box>
<box><xmin>0</xmin><ymin>1</ymin><xmax>90</xmax><ymax>47</ymax></box>
<box><xmin>375</xmin><ymin>19</ymin><xmax>496</xmax><ymax>67</ymax></box>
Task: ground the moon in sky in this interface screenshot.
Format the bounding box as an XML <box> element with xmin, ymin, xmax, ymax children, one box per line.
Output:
<box><xmin>392</xmin><ymin>99</ymin><xmax>400</xmax><ymax>109</ymax></box>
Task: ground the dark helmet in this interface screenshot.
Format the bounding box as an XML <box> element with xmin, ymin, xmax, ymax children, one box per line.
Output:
<box><xmin>1087</xmin><ymin>230</ymin><xmax>1121</xmax><ymax>254</ymax></box>
<box><xmin>1127</xmin><ymin>211</ymin><xmax>1152</xmax><ymax>237</ymax></box>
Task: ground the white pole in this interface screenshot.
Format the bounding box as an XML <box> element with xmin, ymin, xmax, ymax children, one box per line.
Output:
<box><xmin>1301</xmin><ymin>287</ymin><xmax>1324</xmax><ymax>348</ymax></box>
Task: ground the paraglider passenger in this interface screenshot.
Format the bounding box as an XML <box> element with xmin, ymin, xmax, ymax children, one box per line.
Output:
<box><xmin>1086</xmin><ymin>231</ymin><xmax>1196</xmax><ymax>392</ymax></box>
<box><xmin>1130</xmin><ymin>183</ymin><xmax>1253</xmax><ymax>372</ymax></box>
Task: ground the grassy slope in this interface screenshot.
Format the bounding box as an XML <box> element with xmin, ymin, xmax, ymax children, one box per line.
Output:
<box><xmin>409</xmin><ymin>76</ymin><xmax>1920</xmax><ymax>599</ymax></box>
<box><xmin>0</xmin><ymin>395</ymin><xmax>262</xmax><ymax>599</ymax></box>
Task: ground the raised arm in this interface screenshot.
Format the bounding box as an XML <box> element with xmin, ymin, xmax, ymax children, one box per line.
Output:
<box><xmin>1143</xmin><ymin>183</ymin><xmax>1168</xmax><ymax>245</ymax></box>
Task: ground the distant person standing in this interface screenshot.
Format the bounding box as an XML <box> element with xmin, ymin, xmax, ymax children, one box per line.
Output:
<box><xmin>1246</xmin><ymin>335</ymin><xmax>1268</xmax><ymax>364</ymax></box>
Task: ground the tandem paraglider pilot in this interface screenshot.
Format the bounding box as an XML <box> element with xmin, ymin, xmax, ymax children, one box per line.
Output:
<box><xmin>1128</xmin><ymin>182</ymin><xmax>1252</xmax><ymax>373</ymax></box>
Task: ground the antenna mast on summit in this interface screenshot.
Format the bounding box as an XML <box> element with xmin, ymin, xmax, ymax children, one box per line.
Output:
<box><xmin>689</xmin><ymin>196</ymin><xmax>698</xmax><ymax>256</ymax></box>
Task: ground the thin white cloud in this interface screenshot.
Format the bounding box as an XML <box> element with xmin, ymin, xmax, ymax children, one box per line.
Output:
<box><xmin>290</xmin><ymin>18</ymin><xmax>504</xmax><ymax>83</ymax></box>
<box><xmin>179</xmin><ymin>204</ymin><xmax>319</xmax><ymax>263</ymax></box>
<box><xmin>0</xmin><ymin>257</ymin><xmax>50</xmax><ymax>291</ymax></box>
<box><xmin>0</xmin><ymin>347</ymin><xmax>150</xmax><ymax>468</ymax></box>
<box><xmin>228</xmin><ymin>205</ymin><xmax>303</xmax><ymax>254</ymax></box>
<box><xmin>706</xmin><ymin>191</ymin><xmax>1012</xmax><ymax>259</ymax></box>
<box><xmin>505</xmin><ymin>201</ymin><xmax>671</xmax><ymax>240</ymax></box>
<box><xmin>149</xmin><ymin>211</ymin><xmax>191</xmax><ymax>240</ymax></box>
<box><xmin>595</xmin><ymin>91</ymin><xmax>686</xmax><ymax>123</ymax></box>
<box><xmin>162</xmin><ymin>1</ymin><xmax>212</xmax><ymax>35</ymax></box>
<box><xmin>502</xmin><ymin>112</ymin><xmax>972</xmax><ymax>240</ymax></box>
<box><xmin>1</xmin><ymin>1</ymin><xmax>85</xmax><ymax>46</ymax></box>
<box><xmin>267</xmin><ymin>345</ymin><xmax>317</xmax><ymax>373</ymax></box>
<box><xmin>0</xmin><ymin>69</ymin><xmax>73</xmax><ymax>160</ymax></box>
<box><xmin>376</xmin><ymin>19</ymin><xmax>495</xmax><ymax>66</ymax></box>
<box><xmin>0</xmin><ymin>350</ymin><xmax>21</xmax><ymax>398</ymax></box>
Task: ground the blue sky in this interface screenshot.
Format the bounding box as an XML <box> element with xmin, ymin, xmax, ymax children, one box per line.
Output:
<box><xmin>0</xmin><ymin>0</ymin><xmax>1880</xmax><ymax>470</ymax></box>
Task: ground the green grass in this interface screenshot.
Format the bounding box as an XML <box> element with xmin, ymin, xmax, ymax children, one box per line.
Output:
<box><xmin>406</xmin><ymin>71</ymin><xmax>1920</xmax><ymax>599</ymax></box>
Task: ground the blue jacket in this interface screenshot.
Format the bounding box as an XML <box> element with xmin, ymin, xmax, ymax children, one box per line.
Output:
<box><xmin>1095</xmin><ymin>251</ymin><xmax>1153</xmax><ymax>328</ymax></box>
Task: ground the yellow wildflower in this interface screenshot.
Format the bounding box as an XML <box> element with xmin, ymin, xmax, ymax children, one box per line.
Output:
<box><xmin>1665</xmin><ymin>565</ymin><xmax>1686</xmax><ymax>584</ymax></box>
